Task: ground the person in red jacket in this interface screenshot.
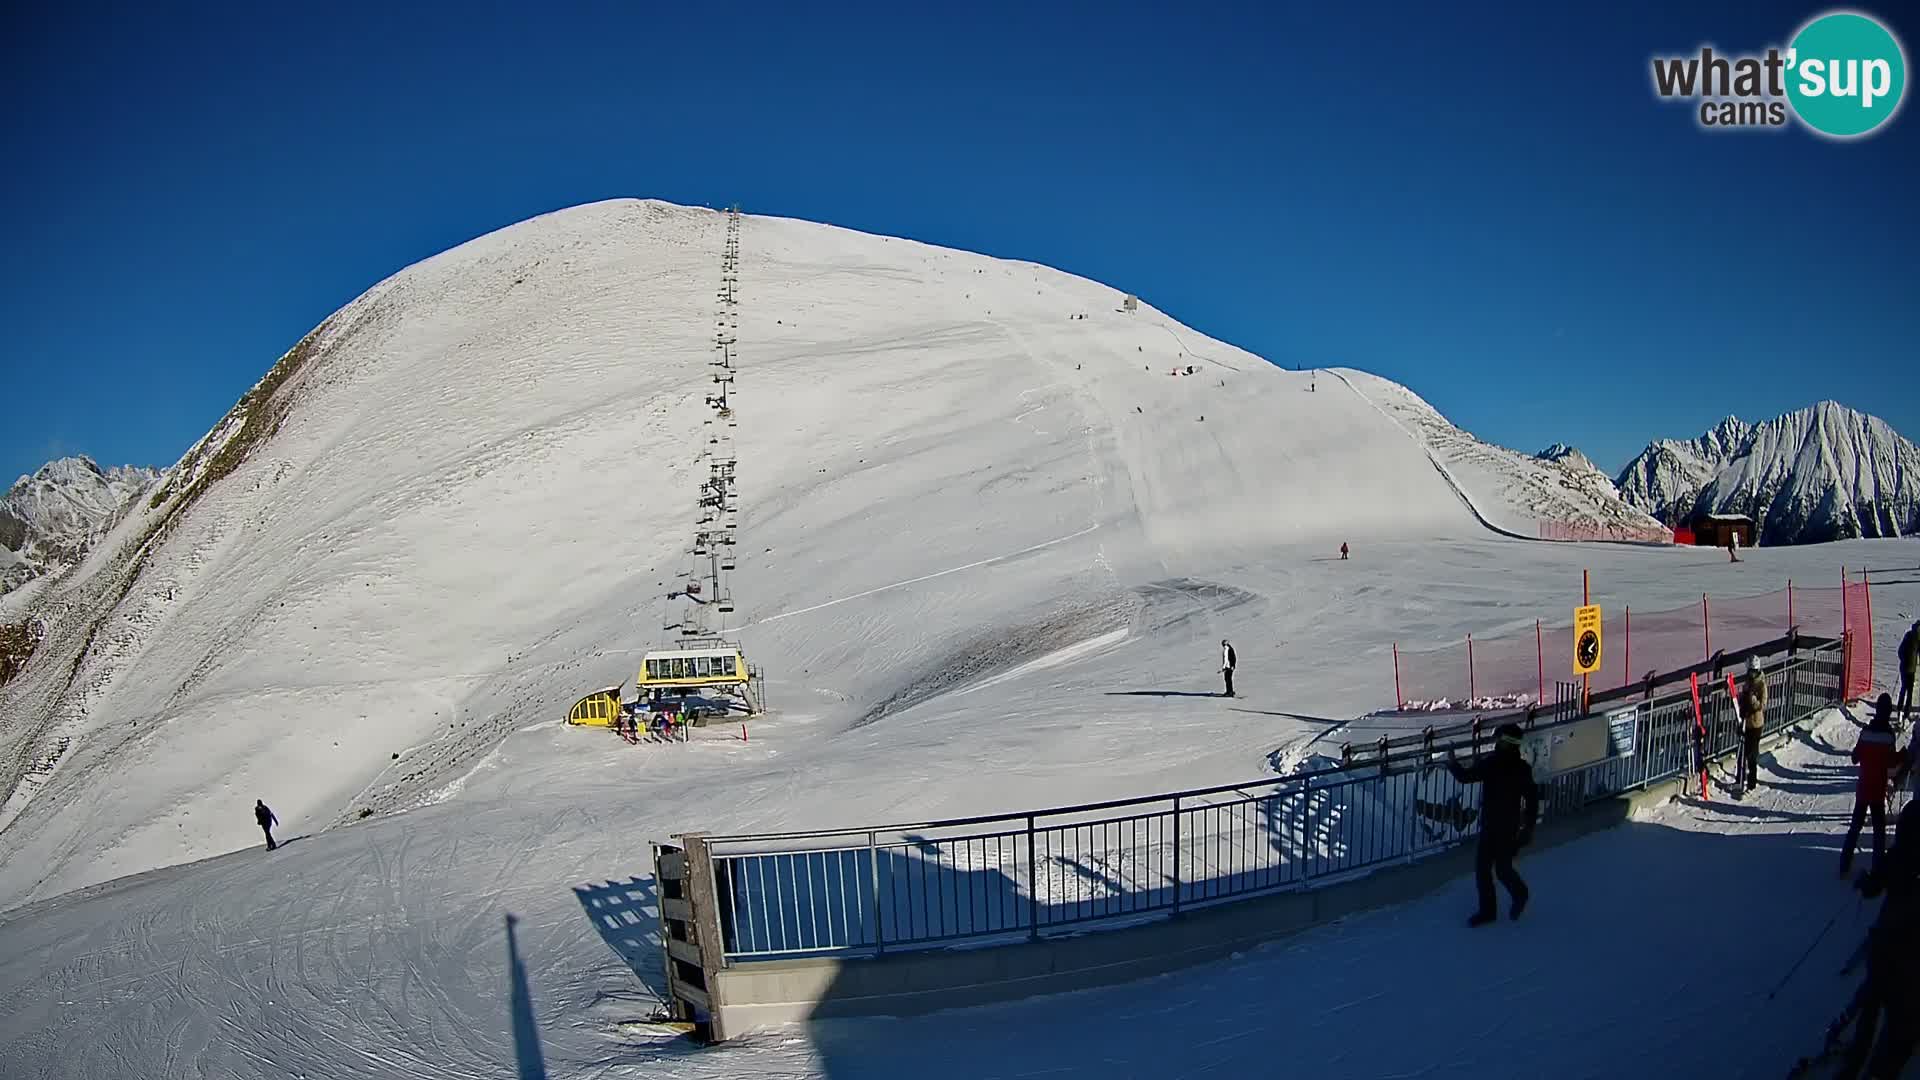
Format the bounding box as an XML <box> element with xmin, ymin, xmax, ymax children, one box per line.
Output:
<box><xmin>1842</xmin><ymin>694</ymin><xmax>1900</xmax><ymax>876</ymax></box>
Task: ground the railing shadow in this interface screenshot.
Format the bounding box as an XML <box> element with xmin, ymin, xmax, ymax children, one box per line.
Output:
<box><xmin>573</xmin><ymin>877</ymin><xmax>669</xmax><ymax>1005</ymax></box>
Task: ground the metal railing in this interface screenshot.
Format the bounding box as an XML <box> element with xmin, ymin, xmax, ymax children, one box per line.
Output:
<box><xmin>700</xmin><ymin>639</ymin><xmax>1846</xmax><ymax>961</ymax></box>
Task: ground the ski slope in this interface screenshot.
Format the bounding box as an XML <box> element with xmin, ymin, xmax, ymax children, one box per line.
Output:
<box><xmin>0</xmin><ymin>199</ymin><xmax>1913</xmax><ymax>1078</ymax></box>
<box><xmin>4</xmin><ymin>198</ymin><xmax>1595</xmax><ymax>908</ymax></box>
<box><xmin>0</xmin><ymin>690</ymin><xmax>1900</xmax><ymax>1078</ymax></box>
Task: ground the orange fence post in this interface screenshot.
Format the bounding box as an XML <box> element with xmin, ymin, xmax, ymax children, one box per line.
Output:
<box><xmin>1865</xmin><ymin>570</ymin><xmax>1876</xmax><ymax>691</ymax></box>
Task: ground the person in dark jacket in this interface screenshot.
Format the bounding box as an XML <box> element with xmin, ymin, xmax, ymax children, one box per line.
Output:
<box><xmin>255</xmin><ymin>799</ymin><xmax>279</xmax><ymax>851</ymax></box>
<box><xmin>1842</xmin><ymin>696</ymin><xmax>1899</xmax><ymax>876</ymax></box>
<box><xmin>1220</xmin><ymin>639</ymin><xmax>1236</xmax><ymax>698</ymax></box>
<box><xmin>1899</xmin><ymin>622</ymin><xmax>1919</xmax><ymax>722</ymax></box>
<box><xmin>1448</xmin><ymin>723</ymin><xmax>1541</xmax><ymax>927</ymax></box>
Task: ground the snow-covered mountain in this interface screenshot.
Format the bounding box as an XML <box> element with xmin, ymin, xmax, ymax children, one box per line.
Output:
<box><xmin>1615</xmin><ymin>417</ymin><xmax>1751</xmax><ymax>524</ymax></box>
<box><xmin>1617</xmin><ymin>406</ymin><xmax>1918</xmax><ymax>545</ymax></box>
<box><xmin>1536</xmin><ymin>443</ymin><xmax>1601</xmax><ymax>474</ymax></box>
<box><xmin>1336</xmin><ymin>377</ymin><xmax>1668</xmax><ymax>541</ymax></box>
<box><xmin>0</xmin><ymin>198</ymin><xmax>1890</xmax><ymax>1080</ymax></box>
<box><xmin>0</xmin><ymin>199</ymin><xmax>1655</xmax><ymax>912</ymax></box>
<box><xmin>0</xmin><ymin>456</ymin><xmax>159</xmax><ymax>596</ymax></box>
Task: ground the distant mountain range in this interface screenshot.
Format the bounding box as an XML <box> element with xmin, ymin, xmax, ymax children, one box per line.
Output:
<box><xmin>1615</xmin><ymin>403</ymin><xmax>1920</xmax><ymax>546</ymax></box>
<box><xmin>1</xmin><ymin>457</ymin><xmax>159</xmax><ymax>595</ymax></box>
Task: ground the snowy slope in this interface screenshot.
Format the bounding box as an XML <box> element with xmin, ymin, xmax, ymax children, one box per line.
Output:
<box><xmin>0</xmin><ymin>456</ymin><xmax>158</xmax><ymax>595</ymax></box>
<box><xmin>1620</xmin><ymin>405</ymin><xmax>1920</xmax><ymax>545</ymax></box>
<box><xmin>0</xmin><ymin>679</ymin><xmax>1890</xmax><ymax>1078</ymax></box>
<box><xmin>1332</xmin><ymin>371</ymin><xmax>1668</xmax><ymax>540</ymax></box>
<box><xmin>0</xmin><ymin>198</ymin><xmax>1633</xmax><ymax>910</ymax></box>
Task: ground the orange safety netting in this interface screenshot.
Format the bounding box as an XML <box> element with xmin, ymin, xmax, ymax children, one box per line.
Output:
<box><xmin>1393</xmin><ymin>579</ymin><xmax>1867</xmax><ymax>710</ymax></box>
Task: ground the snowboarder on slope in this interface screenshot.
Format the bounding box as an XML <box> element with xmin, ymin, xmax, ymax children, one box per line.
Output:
<box><xmin>1841</xmin><ymin>696</ymin><xmax>1899</xmax><ymax>877</ymax></box>
<box><xmin>1897</xmin><ymin>621</ymin><xmax>1919</xmax><ymax>721</ymax></box>
<box><xmin>1340</xmin><ymin>542</ymin><xmax>1349</xmax><ymax>561</ymax></box>
<box><xmin>1737</xmin><ymin>660</ymin><xmax>1769</xmax><ymax>797</ymax></box>
<box><xmin>1220</xmin><ymin>639</ymin><xmax>1236</xmax><ymax>698</ymax></box>
<box><xmin>1726</xmin><ymin>533</ymin><xmax>1739</xmax><ymax>562</ymax></box>
<box><xmin>255</xmin><ymin>799</ymin><xmax>279</xmax><ymax>851</ymax></box>
<box><xmin>1447</xmin><ymin>723</ymin><xmax>1540</xmax><ymax>927</ymax></box>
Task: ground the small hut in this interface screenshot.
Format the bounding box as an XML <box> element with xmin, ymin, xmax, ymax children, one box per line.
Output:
<box><xmin>1688</xmin><ymin>512</ymin><xmax>1755</xmax><ymax>549</ymax></box>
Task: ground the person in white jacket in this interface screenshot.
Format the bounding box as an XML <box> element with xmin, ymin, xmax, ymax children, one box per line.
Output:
<box><xmin>1220</xmin><ymin>639</ymin><xmax>1237</xmax><ymax>698</ymax></box>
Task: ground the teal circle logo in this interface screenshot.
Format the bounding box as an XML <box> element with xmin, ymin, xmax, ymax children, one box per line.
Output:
<box><xmin>1786</xmin><ymin>11</ymin><xmax>1907</xmax><ymax>137</ymax></box>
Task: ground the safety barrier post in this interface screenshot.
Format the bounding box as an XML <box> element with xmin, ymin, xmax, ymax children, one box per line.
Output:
<box><xmin>1536</xmin><ymin>620</ymin><xmax>1544</xmax><ymax>705</ymax></box>
<box><xmin>1026</xmin><ymin>815</ymin><xmax>1040</xmax><ymax>940</ymax></box>
<box><xmin>1787</xmin><ymin>579</ymin><xmax>1795</xmax><ymax>635</ymax></box>
<box><xmin>1170</xmin><ymin>797</ymin><xmax>1182</xmax><ymax>916</ymax></box>
<box><xmin>869</xmin><ymin>831</ymin><xmax>884</xmax><ymax>954</ymax></box>
<box><xmin>1623</xmin><ymin>606</ymin><xmax>1632</xmax><ymax>690</ymax></box>
<box><xmin>1702</xmin><ymin>594</ymin><xmax>1712</xmax><ymax>660</ymax></box>
<box><xmin>1864</xmin><ymin>570</ymin><xmax>1875</xmax><ymax>691</ymax></box>
<box><xmin>1467</xmin><ymin>634</ymin><xmax>1476</xmax><ymax>702</ymax></box>
<box><xmin>1393</xmin><ymin>643</ymin><xmax>1403</xmax><ymax>710</ymax></box>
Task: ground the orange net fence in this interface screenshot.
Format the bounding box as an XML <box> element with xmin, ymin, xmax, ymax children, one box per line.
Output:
<box><xmin>1392</xmin><ymin>577</ymin><xmax>1873</xmax><ymax>711</ymax></box>
<box><xmin>1536</xmin><ymin>520</ymin><xmax>1675</xmax><ymax>544</ymax></box>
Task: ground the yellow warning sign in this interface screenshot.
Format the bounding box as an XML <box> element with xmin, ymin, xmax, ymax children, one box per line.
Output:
<box><xmin>1574</xmin><ymin>604</ymin><xmax>1604</xmax><ymax>675</ymax></box>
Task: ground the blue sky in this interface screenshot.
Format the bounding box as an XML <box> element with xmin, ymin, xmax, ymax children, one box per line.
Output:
<box><xmin>2</xmin><ymin>0</ymin><xmax>1913</xmax><ymax>485</ymax></box>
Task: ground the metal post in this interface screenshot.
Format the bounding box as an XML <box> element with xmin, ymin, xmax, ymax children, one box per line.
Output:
<box><xmin>1703</xmin><ymin>594</ymin><xmax>1712</xmax><ymax>660</ymax></box>
<box><xmin>1170</xmin><ymin>796</ymin><xmax>1183</xmax><ymax>915</ymax></box>
<box><xmin>1624</xmin><ymin>606</ymin><xmax>1632</xmax><ymax>691</ymax></box>
<box><xmin>868</xmin><ymin>830</ymin><xmax>883</xmax><ymax>955</ymax></box>
<box><xmin>1393</xmin><ymin>643</ymin><xmax>1403</xmax><ymax>709</ymax></box>
<box><xmin>1787</xmin><ymin>579</ymin><xmax>1795</xmax><ymax>635</ymax></box>
<box><xmin>1026</xmin><ymin>815</ymin><xmax>1040</xmax><ymax>940</ymax></box>
<box><xmin>1864</xmin><ymin>570</ymin><xmax>1876</xmax><ymax>694</ymax></box>
<box><xmin>1468</xmin><ymin>633</ymin><xmax>1476</xmax><ymax>702</ymax></box>
<box><xmin>1537</xmin><ymin>620</ymin><xmax>1544</xmax><ymax>706</ymax></box>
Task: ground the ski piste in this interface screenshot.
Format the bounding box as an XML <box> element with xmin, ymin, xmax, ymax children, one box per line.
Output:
<box><xmin>1690</xmin><ymin>672</ymin><xmax>1711</xmax><ymax>800</ymax></box>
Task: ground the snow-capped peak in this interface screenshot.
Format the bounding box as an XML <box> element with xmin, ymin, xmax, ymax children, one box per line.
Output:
<box><xmin>1535</xmin><ymin>443</ymin><xmax>1601</xmax><ymax>473</ymax></box>
<box><xmin>0</xmin><ymin>455</ymin><xmax>160</xmax><ymax>594</ymax></box>
<box><xmin>1617</xmin><ymin>404</ymin><xmax>1919</xmax><ymax>544</ymax></box>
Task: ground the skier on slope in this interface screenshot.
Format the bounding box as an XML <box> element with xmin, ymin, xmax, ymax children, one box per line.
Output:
<box><xmin>255</xmin><ymin>799</ymin><xmax>279</xmax><ymax>851</ymax></box>
<box><xmin>1898</xmin><ymin>622</ymin><xmax>1919</xmax><ymax>722</ymax></box>
<box><xmin>1841</xmin><ymin>695</ymin><xmax>1899</xmax><ymax>878</ymax></box>
<box><xmin>1737</xmin><ymin>660</ymin><xmax>1769</xmax><ymax>798</ymax></box>
<box><xmin>1340</xmin><ymin>542</ymin><xmax>1349</xmax><ymax>561</ymax></box>
<box><xmin>1447</xmin><ymin>723</ymin><xmax>1540</xmax><ymax>927</ymax></box>
<box><xmin>1219</xmin><ymin>639</ymin><xmax>1236</xmax><ymax>698</ymax></box>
